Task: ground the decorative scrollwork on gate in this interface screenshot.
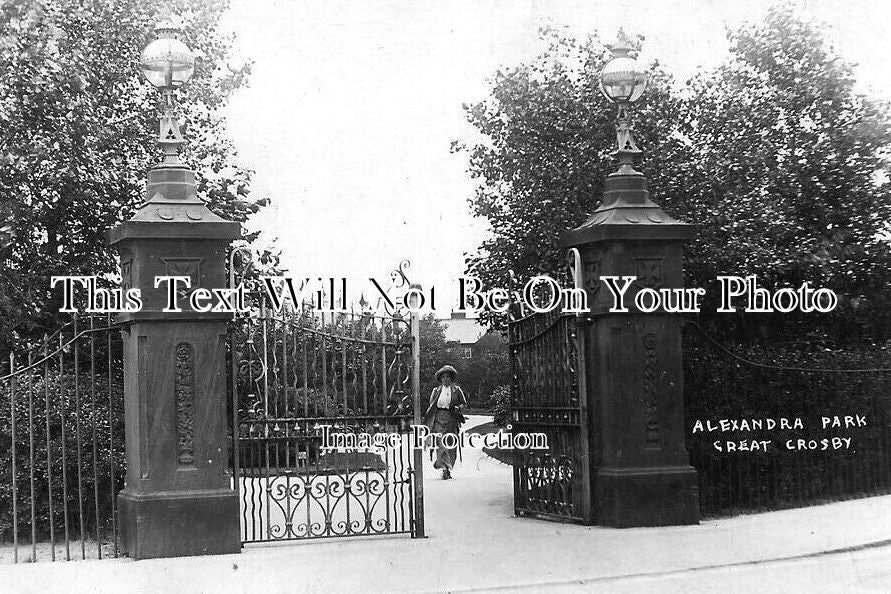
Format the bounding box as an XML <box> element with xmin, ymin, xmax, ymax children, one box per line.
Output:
<box><xmin>520</xmin><ymin>454</ymin><xmax>575</xmax><ymax>517</ymax></box>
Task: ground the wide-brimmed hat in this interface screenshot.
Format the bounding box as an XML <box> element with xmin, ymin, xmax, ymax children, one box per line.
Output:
<box><xmin>434</xmin><ymin>365</ymin><xmax>458</xmax><ymax>381</ymax></box>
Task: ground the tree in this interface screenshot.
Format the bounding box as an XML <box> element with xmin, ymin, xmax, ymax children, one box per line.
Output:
<box><xmin>456</xmin><ymin>26</ymin><xmax>682</xmax><ymax>329</ymax></box>
<box><xmin>451</xmin><ymin>332</ymin><xmax>510</xmax><ymax>408</ymax></box>
<box><xmin>0</xmin><ymin>0</ymin><xmax>274</xmax><ymax>355</ymax></box>
<box><xmin>418</xmin><ymin>314</ymin><xmax>451</xmax><ymax>406</ymax></box>
<box><xmin>675</xmin><ymin>5</ymin><xmax>891</xmax><ymax>316</ymax></box>
<box><xmin>458</xmin><ymin>6</ymin><xmax>891</xmax><ymax>340</ymax></box>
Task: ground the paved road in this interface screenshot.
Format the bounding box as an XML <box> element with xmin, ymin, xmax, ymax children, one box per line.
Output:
<box><xmin>521</xmin><ymin>545</ymin><xmax>891</xmax><ymax>593</ymax></box>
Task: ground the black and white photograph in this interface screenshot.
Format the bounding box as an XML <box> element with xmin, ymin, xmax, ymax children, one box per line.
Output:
<box><xmin>2</xmin><ymin>0</ymin><xmax>891</xmax><ymax>591</ymax></box>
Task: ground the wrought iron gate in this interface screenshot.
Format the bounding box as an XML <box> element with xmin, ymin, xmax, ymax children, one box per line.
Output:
<box><xmin>230</xmin><ymin>296</ymin><xmax>424</xmax><ymax>543</ymax></box>
<box><xmin>508</xmin><ymin>268</ymin><xmax>592</xmax><ymax>524</ymax></box>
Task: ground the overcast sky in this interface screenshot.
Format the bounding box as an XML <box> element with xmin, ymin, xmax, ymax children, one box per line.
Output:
<box><xmin>220</xmin><ymin>0</ymin><xmax>891</xmax><ymax>312</ymax></box>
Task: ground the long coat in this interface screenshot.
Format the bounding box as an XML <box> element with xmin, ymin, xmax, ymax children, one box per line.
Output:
<box><xmin>423</xmin><ymin>384</ymin><xmax>467</xmax><ymax>430</ymax></box>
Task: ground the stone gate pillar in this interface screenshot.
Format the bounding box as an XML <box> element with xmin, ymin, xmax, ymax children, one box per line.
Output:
<box><xmin>109</xmin><ymin>165</ymin><xmax>241</xmax><ymax>559</ymax></box>
<box><xmin>564</xmin><ymin>170</ymin><xmax>699</xmax><ymax>528</ymax></box>
<box><xmin>107</xmin><ymin>19</ymin><xmax>242</xmax><ymax>559</ymax></box>
<box><xmin>562</xmin><ymin>32</ymin><xmax>699</xmax><ymax>528</ymax></box>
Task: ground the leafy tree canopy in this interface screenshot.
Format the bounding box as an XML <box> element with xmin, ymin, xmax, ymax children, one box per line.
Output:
<box><xmin>0</xmin><ymin>0</ymin><xmax>275</xmax><ymax>354</ymax></box>
<box><xmin>418</xmin><ymin>314</ymin><xmax>450</xmax><ymax>403</ymax></box>
<box><xmin>450</xmin><ymin>332</ymin><xmax>510</xmax><ymax>407</ymax></box>
<box><xmin>459</xmin><ymin>5</ymin><xmax>891</xmax><ymax>338</ymax></box>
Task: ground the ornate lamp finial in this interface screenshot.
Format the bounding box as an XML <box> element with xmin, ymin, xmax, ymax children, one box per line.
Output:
<box><xmin>599</xmin><ymin>29</ymin><xmax>648</xmax><ymax>175</ymax></box>
<box><xmin>140</xmin><ymin>16</ymin><xmax>195</xmax><ymax>166</ymax></box>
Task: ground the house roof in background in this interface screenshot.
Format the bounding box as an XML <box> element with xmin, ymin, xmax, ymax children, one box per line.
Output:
<box><xmin>442</xmin><ymin>314</ymin><xmax>486</xmax><ymax>345</ymax></box>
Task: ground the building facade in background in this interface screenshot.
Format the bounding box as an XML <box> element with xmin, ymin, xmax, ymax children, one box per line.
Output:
<box><xmin>440</xmin><ymin>311</ymin><xmax>510</xmax><ymax>408</ymax></box>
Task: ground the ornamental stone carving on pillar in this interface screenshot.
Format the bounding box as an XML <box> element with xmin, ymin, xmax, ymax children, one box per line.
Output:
<box><xmin>175</xmin><ymin>342</ymin><xmax>195</xmax><ymax>466</ymax></box>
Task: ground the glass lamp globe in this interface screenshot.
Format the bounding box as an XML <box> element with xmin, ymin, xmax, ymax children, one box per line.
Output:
<box><xmin>599</xmin><ymin>35</ymin><xmax>647</xmax><ymax>103</ymax></box>
<box><xmin>140</xmin><ymin>21</ymin><xmax>195</xmax><ymax>90</ymax></box>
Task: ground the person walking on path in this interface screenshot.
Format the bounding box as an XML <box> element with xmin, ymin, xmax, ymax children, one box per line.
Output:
<box><xmin>423</xmin><ymin>365</ymin><xmax>466</xmax><ymax>479</ymax></box>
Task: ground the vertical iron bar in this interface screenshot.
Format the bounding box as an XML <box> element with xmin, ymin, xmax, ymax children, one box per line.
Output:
<box><xmin>342</xmin><ymin>323</ymin><xmax>348</xmax><ymax>418</ymax></box>
<box><xmin>10</xmin><ymin>353</ymin><xmax>18</xmax><ymax>563</ymax></box>
<box><xmin>74</xmin><ymin>314</ymin><xmax>85</xmax><ymax>559</ymax></box>
<box><xmin>349</xmin><ymin>313</ymin><xmax>357</xmax><ymax>416</ymax></box>
<box><xmin>302</xmin><ymin>330</ymin><xmax>308</xmax><ymax>417</ymax></box>
<box><xmin>380</xmin><ymin>322</ymin><xmax>388</xmax><ymax>416</ymax></box>
<box><xmin>291</xmin><ymin>326</ymin><xmax>299</xmax><ymax>415</ymax></box>
<box><xmin>230</xmin><ymin>323</ymin><xmax>241</xmax><ymax>543</ymax></box>
<box><xmin>323</xmin><ymin>455</ymin><xmax>331</xmax><ymax>537</ymax></box>
<box><xmin>264</xmin><ymin>427</ymin><xmax>272</xmax><ymax>540</ymax></box>
<box><xmin>344</xmin><ymin>318</ymin><xmax>352</xmax><ymax>535</ymax></box>
<box><xmin>44</xmin><ymin>340</ymin><xmax>56</xmax><ymax>560</ymax></box>
<box><xmin>262</xmin><ymin>300</ymin><xmax>269</xmax><ymax>415</ymax></box>
<box><xmin>410</xmin><ymin>310</ymin><xmax>425</xmax><ymax>537</ymax></box>
<box><xmin>362</xmin><ymin>320</ymin><xmax>368</xmax><ymax>415</ymax></box>
<box><xmin>573</xmin><ymin>315</ymin><xmax>592</xmax><ymax>524</ymax></box>
<box><xmin>28</xmin><ymin>351</ymin><xmax>36</xmax><ymax>562</ymax></box>
<box><xmin>252</xmin><ymin>423</ymin><xmax>260</xmax><ymax>542</ymax></box>
<box><xmin>282</xmin><ymin>315</ymin><xmax>289</xmax><ymax>419</ymax></box>
<box><xmin>305</xmin><ymin>422</ymin><xmax>312</xmax><ymax>537</ymax></box>
<box><xmin>796</xmin><ymin>378</ymin><xmax>803</xmax><ymax>508</ymax></box>
<box><xmin>363</xmin><ymin>421</ymin><xmax>371</xmax><ymax>533</ymax></box>
<box><xmin>275</xmin><ymin>320</ymin><xmax>282</xmax><ymax>484</ymax></box>
<box><xmin>344</xmin><ymin>410</ymin><xmax>351</xmax><ymax>536</ymax></box>
<box><xmin>273</xmin><ymin>316</ymin><xmax>280</xmax><ymax>422</ymax></box>
<box><xmin>90</xmin><ymin>317</ymin><xmax>101</xmax><ymax>559</ymax></box>
<box><xmin>58</xmin><ymin>333</ymin><xmax>70</xmax><ymax>560</ymax></box>
<box><xmin>322</xmin><ymin>312</ymin><xmax>328</xmax><ymax>416</ymax></box>
<box><xmin>107</xmin><ymin>315</ymin><xmax>118</xmax><ymax>557</ymax></box>
<box><xmin>283</xmin><ymin>422</ymin><xmax>292</xmax><ymax>538</ymax></box>
<box><xmin>243</xmin><ymin>425</ymin><xmax>249</xmax><ymax>542</ymax></box>
<box><xmin>384</xmin><ymin>430</ymin><xmax>391</xmax><ymax>533</ymax></box>
<box><xmin>396</xmin><ymin>420</ymin><xmax>403</xmax><ymax>532</ymax></box>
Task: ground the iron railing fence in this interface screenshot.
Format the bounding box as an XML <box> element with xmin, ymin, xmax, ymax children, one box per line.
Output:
<box><xmin>0</xmin><ymin>314</ymin><xmax>125</xmax><ymax>564</ymax></box>
<box><xmin>683</xmin><ymin>321</ymin><xmax>891</xmax><ymax>517</ymax></box>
